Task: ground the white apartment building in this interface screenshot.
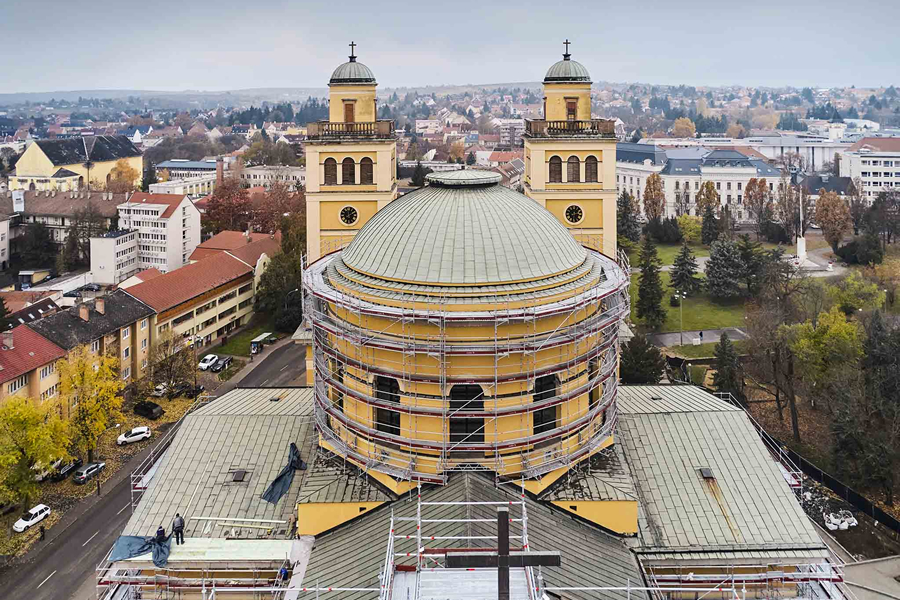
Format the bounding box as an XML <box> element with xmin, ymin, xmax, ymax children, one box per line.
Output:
<box><xmin>415</xmin><ymin>120</ymin><xmax>441</xmax><ymax>134</ymax></box>
<box><xmin>116</xmin><ymin>193</ymin><xmax>201</xmax><ymax>273</ymax></box>
<box><xmin>90</xmin><ymin>229</ymin><xmax>138</xmax><ymax>285</ymax></box>
<box><xmin>238</xmin><ymin>166</ymin><xmax>306</xmax><ymax>190</ymax></box>
<box><xmin>496</xmin><ymin>119</ymin><xmax>526</xmax><ymax>147</ymax></box>
<box><xmin>616</xmin><ymin>143</ymin><xmax>782</xmax><ymax>222</ymax></box>
<box><xmin>149</xmin><ymin>173</ymin><xmax>218</xmax><ymax>197</ymax></box>
<box><xmin>839</xmin><ymin>137</ymin><xmax>900</xmax><ymax>200</ymax></box>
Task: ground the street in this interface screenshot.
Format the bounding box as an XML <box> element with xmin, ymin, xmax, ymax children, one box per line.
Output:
<box><xmin>0</xmin><ymin>342</ymin><xmax>308</xmax><ymax>600</ymax></box>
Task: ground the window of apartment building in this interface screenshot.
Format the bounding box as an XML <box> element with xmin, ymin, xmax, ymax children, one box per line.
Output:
<box><xmin>675</xmin><ymin>181</ymin><xmax>680</xmax><ymax>190</ymax></box>
<box><xmin>219</xmin><ymin>306</ymin><xmax>237</xmax><ymax>319</ymax></box>
<box><xmin>8</xmin><ymin>374</ymin><xmax>27</xmax><ymax>395</ymax></box>
<box><xmin>142</xmin><ymin>359</ymin><xmax>148</xmax><ymax>369</ymax></box>
<box><xmin>141</xmin><ymin>338</ymin><xmax>148</xmax><ymax>350</ymax></box>
<box><xmin>122</xmin><ymin>327</ymin><xmax>130</xmax><ymax>339</ymax></box>
<box><xmin>173</xmin><ymin>311</ymin><xmax>193</xmax><ymax>326</ymax></box>
<box><xmin>91</xmin><ymin>339</ymin><xmax>100</xmax><ymax>353</ymax></box>
<box><xmin>40</xmin><ymin>384</ymin><xmax>59</xmax><ymax>401</ymax></box>
<box><xmin>141</xmin><ymin>319</ymin><xmax>147</xmax><ymax>330</ymax></box>
<box><xmin>239</xmin><ymin>299</ymin><xmax>252</xmax><ymax>310</ymax></box>
<box><xmin>737</xmin><ymin>194</ymin><xmax>743</xmax><ymax>204</ymax></box>
<box><xmin>238</xmin><ymin>284</ymin><xmax>252</xmax><ymax>295</ymax></box>
<box><xmin>123</xmin><ymin>347</ymin><xmax>130</xmax><ymax>359</ymax></box>
<box><xmin>159</xmin><ymin>323</ymin><xmax>169</xmax><ymax>333</ymax></box>
<box><xmin>726</xmin><ymin>182</ymin><xmax>732</xmax><ymax>191</ymax></box>
<box><xmin>695</xmin><ymin>181</ymin><xmax>699</xmax><ymax>190</ymax></box>
<box><xmin>219</xmin><ymin>290</ymin><xmax>237</xmax><ymax>303</ymax></box>
<box><xmin>737</xmin><ymin>182</ymin><xmax>742</xmax><ymax>191</ymax></box>
<box><xmin>727</xmin><ymin>195</ymin><xmax>732</xmax><ymax>203</ymax></box>
<box><xmin>122</xmin><ymin>367</ymin><xmax>131</xmax><ymax>380</ymax></box>
<box><xmin>716</xmin><ymin>182</ymin><xmax>721</xmax><ymax>190</ymax></box>
<box><xmin>40</xmin><ymin>363</ymin><xmax>55</xmax><ymax>380</ymax></box>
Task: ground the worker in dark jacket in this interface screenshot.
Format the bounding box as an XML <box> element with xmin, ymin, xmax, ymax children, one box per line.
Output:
<box><xmin>173</xmin><ymin>513</ymin><xmax>185</xmax><ymax>545</ymax></box>
<box><xmin>155</xmin><ymin>525</ymin><xmax>166</xmax><ymax>543</ymax></box>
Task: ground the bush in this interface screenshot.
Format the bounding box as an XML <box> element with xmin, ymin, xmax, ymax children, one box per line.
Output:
<box><xmin>837</xmin><ymin>234</ymin><xmax>884</xmax><ymax>266</ymax></box>
<box><xmin>669</xmin><ymin>294</ymin><xmax>681</xmax><ymax>307</ymax></box>
<box><xmin>677</xmin><ymin>215</ymin><xmax>702</xmax><ymax>244</ymax></box>
<box><xmin>760</xmin><ymin>220</ymin><xmax>790</xmax><ymax>244</ymax></box>
<box><xmin>645</xmin><ymin>216</ymin><xmax>683</xmax><ymax>244</ymax></box>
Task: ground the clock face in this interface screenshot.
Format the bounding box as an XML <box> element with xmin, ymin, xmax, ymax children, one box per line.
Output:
<box><xmin>340</xmin><ymin>206</ymin><xmax>359</xmax><ymax>226</ymax></box>
<box><xmin>565</xmin><ymin>204</ymin><xmax>584</xmax><ymax>225</ymax></box>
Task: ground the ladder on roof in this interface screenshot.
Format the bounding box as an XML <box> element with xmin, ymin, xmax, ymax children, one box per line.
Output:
<box><xmin>271</xmin><ymin>557</ymin><xmax>291</xmax><ymax>599</ymax></box>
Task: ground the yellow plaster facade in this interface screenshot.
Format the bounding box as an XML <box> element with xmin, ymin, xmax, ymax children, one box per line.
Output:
<box><xmin>550</xmin><ymin>500</ymin><xmax>638</xmax><ymax>535</ymax></box>
<box><xmin>10</xmin><ymin>142</ymin><xmax>142</xmax><ymax>192</ymax></box>
<box><xmin>296</xmin><ymin>501</ymin><xmax>385</xmax><ymax>536</ymax></box>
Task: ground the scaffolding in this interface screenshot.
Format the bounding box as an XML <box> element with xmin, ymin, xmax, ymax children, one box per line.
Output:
<box><xmin>303</xmin><ymin>247</ymin><xmax>631</xmax><ymax>484</ymax></box>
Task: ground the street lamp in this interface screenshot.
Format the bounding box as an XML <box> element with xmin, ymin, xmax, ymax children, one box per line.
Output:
<box><xmin>284</xmin><ymin>288</ymin><xmax>300</xmax><ymax>311</ymax></box>
<box><xmin>673</xmin><ymin>291</ymin><xmax>688</xmax><ymax>346</ymax></box>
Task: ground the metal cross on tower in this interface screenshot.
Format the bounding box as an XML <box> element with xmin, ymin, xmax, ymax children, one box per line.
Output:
<box><xmin>445</xmin><ymin>507</ymin><xmax>561</xmax><ymax>600</ymax></box>
<box><xmin>349</xmin><ymin>41</ymin><xmax>357</xmax><ymax>60</ymax></box>
<box><xmin>563</xmin><ymin>39</ymin><xmax>571</xmax><ymax>54</ymax></box>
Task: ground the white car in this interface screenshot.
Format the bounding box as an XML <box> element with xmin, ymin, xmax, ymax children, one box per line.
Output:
<box><xmin>198</xmin><ymin>354</ymin><xmax>219</xmax><ymax>371</ymax></box>
<box><xmin>117</xmin><ymin>426</ymin><xmax>151</xmax><ymax>446</ymax></box>
<box><xmin>151</xmin><ymin>383</ymin><xmax>168</xmax><ymax>398</ymax></box>
<box><xmin>14</xmin><ymin>504</ymin><xmax>50</xmax><ymax>532</ymax></box>
<box><xmin>32</xmin><ymin>458</ymin><xmax>63</xmax><ymax>482</ymax></box>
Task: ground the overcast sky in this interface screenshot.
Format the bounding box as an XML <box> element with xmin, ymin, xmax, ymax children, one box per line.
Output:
<box><xmin>2</xmin><ymin>0</ymin><xmax>897</xmax><ymax>94</ymax></box>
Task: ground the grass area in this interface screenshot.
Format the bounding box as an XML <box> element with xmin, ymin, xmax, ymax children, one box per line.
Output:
<box><xmin>215</xmin><ymin>317</ymin><xmax>277</xmax><ymax>357</ymax></box>
<box><xmin>218</xmin><ymin>359</ymin><xmax>246</xmax><ymax>382</ymax></box>
<box><xmin>689</xmin><ymin>366</ymin><xmax>709</xmax><ymax>385</ymax></box>
<box><xmin>627</xmin><ymin>242</ymin><xmax>708</xmax><ymax>266</ymax></box>
<box><xmin>667</xmin><ymin>340</ymin><xmax>748</xmax><ymax>359</ymax></box>
<box><xmin>629</xmin><ymin>271</ymin><xmax>747</xmax><ymax>333</ymax></box>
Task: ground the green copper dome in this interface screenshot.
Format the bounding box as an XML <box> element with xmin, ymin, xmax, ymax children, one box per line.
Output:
<box><xmin>544</xmin><ymin>54</ymin><xmax>591</xmax><ymax>83</ymax></box>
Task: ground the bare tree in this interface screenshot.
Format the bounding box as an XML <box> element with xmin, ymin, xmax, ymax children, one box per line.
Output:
<box><xmin>149</xmin><ymin>329</ymin><xmax>196</xmax><ymax>396</ymax></box>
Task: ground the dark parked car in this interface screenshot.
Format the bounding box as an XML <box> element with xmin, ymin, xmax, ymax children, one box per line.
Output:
<box><xmin>210</xmin><ymin>357</ymin><xmax>233</xmax><ymax>373</ymax></box>
<box><xmin>73</xmin><ymin>462</ymin><xmax>105</xmax><ymax>485</ymax></box>
<box><xmin>51</xmin><ymin>457</ymin><xmax>83</xmax><ymax>482</ymax></box>
<box><xmin>134</xmin><ymin>400</ymin><xmax>164</xmax><ymax>420</ymax></box>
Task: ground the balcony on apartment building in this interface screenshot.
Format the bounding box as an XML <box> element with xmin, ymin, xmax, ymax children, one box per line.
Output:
<box><xmin>524</xmin><ymin>119</ymin><xmax>616</xmax><ymax>138</ymax></box>
<box><xmin>306</xmin><ymin>120</ymin><xmax>395</xmax><ymax>140</ymax></box>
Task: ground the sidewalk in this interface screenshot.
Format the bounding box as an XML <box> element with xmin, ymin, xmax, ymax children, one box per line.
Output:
<box><xmin>647</xmin><ymin>327</ymin><xmax>749</xmax><ymax>348</ymax></box>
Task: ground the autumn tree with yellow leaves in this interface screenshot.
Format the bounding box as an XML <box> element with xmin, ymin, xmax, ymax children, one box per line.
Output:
<box><xmin>642</xmin><ymin>173</ymin><xmax>666</xmax><ymax>222</ymax></box>
<box><xmin>107</xmin><ymin>159</ymin><xmax>140</xmax><ymax>193</ymax></box>
<box><xmin>59</xmin><ymin>346</ymin><xmax>124</xmax><ymax>463</ymax></box>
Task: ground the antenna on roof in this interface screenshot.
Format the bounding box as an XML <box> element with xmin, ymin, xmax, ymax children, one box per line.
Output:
<box><xmin>563</xmin><ymin>39</ymin><xmax>571</xmax><ymax>60</ymax></box>
<box><xmin>349</xmin><ymin>41</ymin><xmax>357</xmax><ymax>62</ymax></box>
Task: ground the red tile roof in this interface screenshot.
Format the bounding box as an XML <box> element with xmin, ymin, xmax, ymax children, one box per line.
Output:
<box><xmin>134</xmin><ymin>268</ymin><xmax>163</xmax><ymax>282</ymax></box>
<box><xmin>0</xmin><ymin>290</ymin><xmax>56</xmax><ymax>313</ymax></box>
<box><xmin>195</xmin><ymin>230</ymin><xmax>273</xmax><ymax>251</ymax></box>
<box><xmin>227</xmin><ymin>236</ymin><xmax>281</xmax><ymax>268</ymax></box>
<box><xmin>189</xmin><ymin>232</ymin><xmax>281</xmax><ymax>264</ymax></box>
<box><xmin>125</xmin><ymin>192</ymin><xmax>191</xmax><ymax>218</ymax></box>
<box><xmin>124</xmin><ymin>252</ymin><xmax>252</xmax><ymax>313</ymax></box>
<box><xmin>0</xmin><ymin>325</ymin><xmax>66</xmax><ymax>385</ymax></box>
<box><xmin>847</xmin><ymin>137</ymin><xmax>900</xmax><ymax>153</ymax></box>
<box><xmin>488</xmin><ymin>150</ymin><xmax>523</xmax><ymax>164</ymax></box>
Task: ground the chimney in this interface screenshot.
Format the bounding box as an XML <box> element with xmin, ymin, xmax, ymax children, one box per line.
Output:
<box><xmin>216</xmin><ymin>157</ymin><xmax>224</xmax><ymax>186</ymax></box>
<box><xmin>79</xmin><ymin>303</ymin><xmax>90</xmax><ymax>322</ymax></box>
<box><xmin>95</xmin><ymin>297</ymin><xmax>105</xmax><ymax>315</ymax></box>
<box><xmin>1</xmin><ymin>331</ymin><xmax>12</xmax><ymax>350</ymax></box>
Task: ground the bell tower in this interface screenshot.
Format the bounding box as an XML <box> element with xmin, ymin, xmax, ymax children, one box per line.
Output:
<box><xmin>523</xmin><ymin>41</ymin><xmax>618</xmax><ymax>257</ymax></box>
<box><xmin>305</xmin><ymin>42</ymin><xmax>398</xmax><ymax>263</ymax></box>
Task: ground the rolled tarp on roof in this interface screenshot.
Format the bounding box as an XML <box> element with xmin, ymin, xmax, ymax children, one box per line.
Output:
<box><xmin>109</xmin><ymin>534</ymin><xmax>172</xmax><ymax>568</ymax></box>
<box><xmin>262</xmin><ymin>442</ymin><xmax>307</xmax><ymax>504</ymax></box>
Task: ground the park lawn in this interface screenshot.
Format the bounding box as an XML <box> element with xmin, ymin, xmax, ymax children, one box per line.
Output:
<box><xmin>629</xmin><ymin>271</ymin><xmax>747</xmax><ymax>333</ymax></box>
<box><xmin>627</xmin><ymin>242</ymin><xmax>709</xmax><ymax>266</ymax></box>
<box><xmin>216</xmin><ymin>318</ymin><xmax>276</xmax><ymax>357</ymax></box>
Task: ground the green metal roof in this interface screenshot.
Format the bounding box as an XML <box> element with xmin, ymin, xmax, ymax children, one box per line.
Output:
<box><xmin>544</xmin><ymin>56</ymin><xmax>591</xmax><ymax>83</ymax></box>
<box><xmin>340</xmin><ymin>170</ymin><xmax>587</xmax><ymax>286</ymax></box>
<box><xmin>329</xmin><ymin>59</ymin><xmax>376</xmax><ymax>84</ymax></box>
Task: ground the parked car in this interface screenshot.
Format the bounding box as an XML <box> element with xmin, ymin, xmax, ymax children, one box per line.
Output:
<box><xmin>51</xmin><ymin>457</ymin><xmax>83</xmax><ymax>482</ymax></box>
<box><xmin>83</xmin><ymin>283</ymin><xmax>101</xmax><ymax>292</ymax></box>
<box><xmin>185</xmin><ymin>384</ymin><xmax>206</xmax><ymax>399</ymax></box>
<box><xmin>33</xmin><ymin>458</ymin><xmax>63</xmax><ymax>482</ymax></box>
<box><xmin>198</xmin><ymin>354</ymin><xmax>219</xmax><ymax>371</ymax></box>
<box><xmin>73</xmin><ymin>462</ymin><xmax>105</xmax><ymax>485</ymax></box>
<box><xmin>13</xmin><ymin>504</ymin><xmax>51</xmax><ymax>532</ymax></box>
<box><xmin>117</xmin><ymin>426</ymin><xmax>151</xmax><ymax>446</ymax></box>
<box><xmin>210</xmin><ymin>356</ymin><xmax>233</xmax><ymax>373</ymax></box>
<box><xmin>134</xmin><ymin>400</ymin><xmax>164</xmax><ymax>420</ymax></box>
<box><xmin>151</xmin><ymin>383</ymin><xmax>168</xmax><ymax>398</ymax></box>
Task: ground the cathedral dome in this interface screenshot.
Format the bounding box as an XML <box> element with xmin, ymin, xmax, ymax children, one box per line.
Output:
<box><xmin>544</xmin><ymin>55</ymin><xmax>591</xmax><ymax>83</ymax></box>
<box><xmin>329</xmin><ymin>57</ymin><xmax>376</xmax><ymax>85</ymax></box>
<box><xmin>340</xmin><ymin>170</ymin><xmax>588</xmax><ymax>286</ymax></box>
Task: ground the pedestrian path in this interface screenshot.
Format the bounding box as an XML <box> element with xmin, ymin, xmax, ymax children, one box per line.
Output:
<box><xmin>647</xmin><ymin>327</ymin><xmax>749</xmax><ymax>348</ymax></box>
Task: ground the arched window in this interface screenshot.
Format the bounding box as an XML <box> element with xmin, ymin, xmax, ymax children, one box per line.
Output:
<box><xmin>533</xmin><ymin>375</ymin><xmax>559</xmax><ymax>435</ymax></box>
<box><xmin>360</xmin><ymin>157</ymin><xmax>374</xmax><ymax>185</ymax></box>
<box><xmin>449</xmin><ymin>384</ymin><xmax>484</xmax><ymax>443</ymax></box>
<box><xmin>548</xmin><ymin>156</ymin><xmax>562</xmax><ymax>183</ymax></box>
<box><xmin>324</xmin><ymin>158</ymin><xmax>337</xmax><ymax>185</ymax></box>
<box><xmin>342</xmin><ymin>157</ymin><xmax>355</xmax><ymax>185</ymax></box>
<box><xmin>78</xmin><ymin>176</ymin><xmax>84</xmax><ymax>189</ymax></box>
<box><xmin>374</xmin><ymin>376</ymin><xmax>401</xmax><ymax>436</ymax></box>
<box><xmin>585</xmin><ymin>156</ymin><xmax>598</xmax><ymax>183</ymax></box>
<box><xmin>567</xmin><ymin>156</ymin><xmax>580</xmax><ymax>183</ymax></box>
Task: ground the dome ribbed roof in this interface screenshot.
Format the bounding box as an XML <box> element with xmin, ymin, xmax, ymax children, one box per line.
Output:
<box><xmin>544</xmin><ymin>56</ymin><xmax>591</xmax><ymax>83</ymax></box>
<box><xmin>329</xmin><ymin>59</ymin><xmax>376</xmax><ymax>85</ymax></box>
<box><xmin>340</xmin><ymin>170</ymin><xmax>587</xmax><ymax>286</ymax></box>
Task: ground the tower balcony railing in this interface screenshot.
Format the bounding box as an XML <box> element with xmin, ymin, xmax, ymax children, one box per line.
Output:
<box><xmin>306</xmin><ymin>120</ymin><xmax>395</xmax><ymax>140</ymax></box>
<box><xmin>524</xmin><ymin>118</ymin><xmax>616</xmax><ymax>138</ymax></box>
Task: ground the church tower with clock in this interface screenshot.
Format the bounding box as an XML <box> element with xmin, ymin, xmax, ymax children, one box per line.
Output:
<box><xmin>305</xmin><ymin>42</ymin><xmax>398</xmax><ymax>263</ymax></box>
<box><xmin>523</xmin><ymin>41</ymin><xmax>618</xmax><ymax>257</ymax></box>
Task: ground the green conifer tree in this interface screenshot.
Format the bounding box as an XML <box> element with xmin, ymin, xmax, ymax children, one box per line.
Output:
<box><xmin>620</xmin><ymin>334</ymin><xmax>666</xmax><ymax>384</ymax></box>
<box><xmin>713</xmin><ymin>331</ymin><xmax>744</xmax><ymax>403</ymax></box>
<box><xmin>669</xmin><ymin>243</ymin><xmax>702</xmax><ymax>294</ymax></box>
<box><xmin>706</xmin><ymin>239</ymin><xmax>745</xmax><ymax>299</ymax></box>
<box><xmin>636</xmin><ymin>236</ymin><xmax>667</xmax><ymax>328</ymax></box>
<box><xmin>701</xmin><ymin>205</ymin><xmax>719</xmax><ymax>245</ymax></box>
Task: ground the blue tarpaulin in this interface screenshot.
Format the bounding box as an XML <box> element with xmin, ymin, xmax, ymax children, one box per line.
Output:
<box><xmin>109</xmin><ymin>534</ymin><xmax>172</xmax><ymax>567</ymax></box>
